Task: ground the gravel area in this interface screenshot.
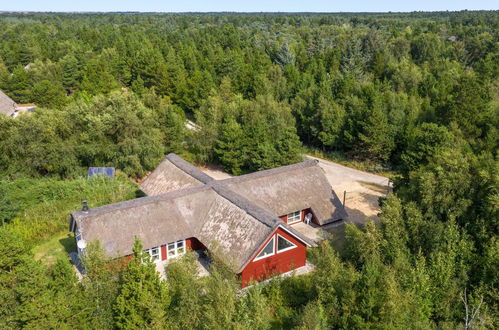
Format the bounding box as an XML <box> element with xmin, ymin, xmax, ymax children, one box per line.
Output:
<box><xmin>305</xmin><ymin>155</ymin><xmax>391</xmax><ymax>225</ymax></box>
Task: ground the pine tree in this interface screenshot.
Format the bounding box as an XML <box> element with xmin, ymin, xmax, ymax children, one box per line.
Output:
<box><xmin>357</xmin><ymin>101</ymin><xmax>395</xmax><ymax>162</ymax></box>
<box><xmin>165</xmin><ymin>252</ymin><xmax>202</xmax><ymax>329</ymax></box>
<box><xmin>317</xmin><ymin>99</ymin><xmax>346</xmax><ymax>150</ymax></box>
<box><xmin>113</xmin><ymin>238</ymin><xmax>170</xmax><ymax>329</ymax></box>
<box><xmin>60</xmin><ymin>54</ymin><xmax>81</xmax><ymax>93</ymax></box>
<box><xmin>81</xmin><ymin>241</ymin><xmax>120</xmax><ymax>329</ymax></box>
<box><xmin>31</xmin><ymin>79</ymin><xmax>67</xmax><ymax>109</ymax></box>
<box><xmin>215</xmin><ymin>117</ymin><xmax>247</xmax><ymax>175</ymax></box>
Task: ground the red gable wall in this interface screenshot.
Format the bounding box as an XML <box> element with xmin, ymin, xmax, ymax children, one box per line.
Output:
<box><xmin>240</xmin><ymin>227</ymin><xmax>307</xmax><ymax>287</ymax></box>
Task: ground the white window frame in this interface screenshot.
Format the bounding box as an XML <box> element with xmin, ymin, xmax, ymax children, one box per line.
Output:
<box><xmin>286</xmin><ymin>211</ymin><xmax>302</xmax><ymax>224</ymax></box>
<box><xmin>253</xmin><ymin>236</ymin><xmax>275</xmax><ymax>261</ymax></box>
<box><xmin>276</xmin><ymin>234</ymin><xmax>297</xmax><ymax>253</ymax></box>
<box><xmin>167</xmin><ymin>239</ymin><xmax>186</xmax><ymax>259</ymax></box>
<box><xmin>145</xmin><ymin>246</ymin><xmax>161</xmax><ymax>262</ymax></box>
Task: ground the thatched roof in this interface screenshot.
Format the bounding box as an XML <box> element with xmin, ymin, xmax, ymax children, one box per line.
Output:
<box><xmin>72</xmin><ymin>184</ymin><xmax>282</xmax><ymax>273</ymax></box>
<box><xmin>0</xmin><ymin>90</ymin><xmax>17</xmax><ymax>117</ymax></box>
<box><xmin>72</xmin><ymin>153</ymin><xmax>347</xmax><ymax>273</ymax></box>
<box><xmin>220</xmin><ymin>160</ymin><xmax>348</xmax><ymax>225</ymax></box>
<box><xmin>140</xmin><ymin>153</ymin><xmax>213</xmax><ymax>195</ymax></box>
<box><xmin>142</xmin><ymin>155</ymin><xmax>347</xmax><ymax>225</ymax></box>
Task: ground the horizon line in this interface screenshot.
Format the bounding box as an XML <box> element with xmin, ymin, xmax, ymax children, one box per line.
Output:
<box><xmin>0</xmin><ymin>9</ymin><xmax>497</xmax><ymax>14</ymax></box>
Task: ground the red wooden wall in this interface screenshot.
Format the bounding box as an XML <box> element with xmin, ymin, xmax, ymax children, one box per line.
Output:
<box><xmin>240</xmin><ymin>227</ymin><xmax>307</xmax><ymax>287</ymax></box>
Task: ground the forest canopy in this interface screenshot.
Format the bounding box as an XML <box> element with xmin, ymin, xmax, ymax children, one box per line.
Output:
<box><xmin>0</xmin><ymin>11</ymin><xmax>497</xmax><ymax>329</ymax></box>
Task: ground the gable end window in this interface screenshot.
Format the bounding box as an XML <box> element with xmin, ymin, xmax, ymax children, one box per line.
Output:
<box><xmin>254</xmin><ymin>237</ymin><xmax>275</xmax><ymax>261</ymax></box>
<box><xmin>286</xmin><ymin>211</ymin><xmax>302</xmax><ymax>224</ymax></box>
<box><xmin>277</xmin><ymin>234</ymin><xmax>297</xmax><ymax>253</ymax></box>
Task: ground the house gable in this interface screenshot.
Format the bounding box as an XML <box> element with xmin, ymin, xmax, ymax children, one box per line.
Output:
<box><xmin>140</xmin><ymin>153</ymin><xmax>214</xmax><ymax>196</ymax></box>
<box><xmin>240</xmin><ymin>226</ymin><xmax>307</xmax><ymax>287</ymax></box>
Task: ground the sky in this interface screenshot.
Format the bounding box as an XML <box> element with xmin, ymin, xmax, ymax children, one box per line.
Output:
<box><xmin>0</xmin><ymin>0</ymin><xmax>497</xmax><ymax>13</ymax></box>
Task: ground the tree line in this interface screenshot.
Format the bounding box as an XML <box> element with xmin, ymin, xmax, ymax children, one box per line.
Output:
<box><xmin>0</xmin><ymin>11</ymin><xmax>497</xmax><ymax>176</ymax></box>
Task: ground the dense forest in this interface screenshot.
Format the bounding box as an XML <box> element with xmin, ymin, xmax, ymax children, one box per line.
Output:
<box><xmin>0</xmin><ymin>11</ymin><xmax>498</xmax><ymax>329</ymax></box>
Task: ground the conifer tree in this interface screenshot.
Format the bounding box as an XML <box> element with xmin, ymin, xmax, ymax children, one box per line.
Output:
<box><xmin>114</xmin><ymin>238</ymin><xmax>170</xmax><ymax>330</ymax></box>
<box><xmin>59</xmin><ymin>54</ymin><xmax>81</xmax><ymax>93</ymax></box>
<box><xmin>215</xmin><ymin>117</ymin><xmax>246</xmax><ymax>175</ymax></box>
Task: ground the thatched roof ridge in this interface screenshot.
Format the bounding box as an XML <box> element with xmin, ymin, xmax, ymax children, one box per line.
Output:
<box><xmin>71</xmin><ymin>183</ymin><xmax>280</xmax><ymax>272</ymax></box>
<box><xmin>165</xmin><ymin>153</ymin><xmax>214</xmax><ymax>184</ymax></box>
<box><xmin>220</xmin><ymin>160</ymin><xmax>347</xmax><ymax>225</ymax></box>
<box><xmin>72</xmin><ymin>185</ymin><xmax>210</xmax><ymax>223</ymax></box>
<box><xmin>217</xmin><ymin>159</ymin><xmax>319</xmax><ymax>185</ymax></box>
<box><xmin>140</xmin><ymin>154</ymin><xmax>213</xmax><ymax>195</ymax></box>
<box><xmin>209</xmin><ymin>182</ymin><xmax>278</xmax><ymax>228</ymax></box>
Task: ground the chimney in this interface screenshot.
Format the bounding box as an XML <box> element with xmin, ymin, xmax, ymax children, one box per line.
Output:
<box><xmin>82</xmin><ymin>200</ymin><xmax>89</xmax><ymax>213</ymax></box>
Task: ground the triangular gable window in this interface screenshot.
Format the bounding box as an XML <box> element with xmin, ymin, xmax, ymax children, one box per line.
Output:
<box><xmin>277</xmin><ymin>234</ymin><xmax>297</xmax><ymax>253</ymax></box>
<box><xmin>254</xmin><ymin>237</ymin><xmax>275</xmax><ymax>261</ymax></box>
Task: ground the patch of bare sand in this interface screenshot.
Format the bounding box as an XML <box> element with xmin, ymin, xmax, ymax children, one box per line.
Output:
<box><xmin>312</xmin><ymin>156</ymin><xmax>392</xmax><ymax>226</ymax></box>
<box><xmin>198</xmin><ymin>164</ymin><xmax>232</xmax><ymax>180</ymax></box>
<box><xmin>332</xmin><ymin>181</ymin><xmax>387</xmax><ymax>225</ymax></box>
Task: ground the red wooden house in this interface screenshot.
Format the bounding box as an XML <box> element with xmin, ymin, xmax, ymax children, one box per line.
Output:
<box><xmin>70</xmin><ymin>154</ymin><xmax>347</xmax><ymax>287</ymax></box>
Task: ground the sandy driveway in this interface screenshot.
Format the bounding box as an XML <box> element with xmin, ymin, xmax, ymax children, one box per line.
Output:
<box><xmin>305</xmin><ymin>155</ymin><xmax>391</xmax><ymax>225</ymax></box>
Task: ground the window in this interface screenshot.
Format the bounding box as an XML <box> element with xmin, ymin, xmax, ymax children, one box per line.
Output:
<box><xmin>286</xmin><ymin>211</ymin><xmax>302</xmax><ymax>224</ymax></box>
<box><xmin>277</xmin><ymin>234</ymin><xmax>297</xmax><ymax>253</ymax></box>
<box><xmin>254</xmin><ymin>237</ymin><xmax>275</xmax><ymax>261</ymax></box>
<box><xmin>167</xmin><ymin>240</ymin><xmax>186</xmax><ymax>258</ymax></box>
<box><xmin>145</xmin><ymin>246</ymin><xmax>161</xmax><ymax>261</ymax></box>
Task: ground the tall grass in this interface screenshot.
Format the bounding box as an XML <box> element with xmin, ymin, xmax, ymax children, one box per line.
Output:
<box><xmin>0</xmin><ymin>175</ymin><xmax>139</xmax><ymax>244</ymax></box>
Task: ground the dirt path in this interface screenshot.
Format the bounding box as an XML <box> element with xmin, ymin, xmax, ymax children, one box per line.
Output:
<box><xmin>305</xmin><ymin>155</ymin><xmax>391</xmax><ymax>225</ymax></box>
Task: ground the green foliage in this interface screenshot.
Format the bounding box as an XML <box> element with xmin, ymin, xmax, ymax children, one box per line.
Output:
<box><xmin>0</xmin><ymin>11</ymin><xmax>496</xmax><ymax>171</ymax></box>
<box><xmin>114</xmin><ymin>238</ymin><xmax>170</xmax><ymax>329</ymax></box>
<box><xmin>194</xmin><ymin>80</ymin><xmax>302</xmax><ymax>174</ymax></box>
<box><xmin>235</xmin><ymin>286</ymin><xmax>272</xmax><ymax>329</ymax></box>
<box><xmin>80</xmin><ymin>241</ymin><xmax>122</xmax><ymax>329</ymax></box>
<box><xmin>0</xmin><ymin>227</ymin><xmax>30</xmax><ymax>271</ymax></box>
<box><xmin>30</xmin><ymin>79</ymin><xmax>67</xmax><ymax>109</ymax></box>
<box><xmin>165</xmin><ymin>252</ymin><xmax>203</xmax><ymax>329</ymax></box>
<box><xmin>0</xmin><ymin>91</ymin><xmax>174</xmax><ymax>178</ymax></box>
<box><xmin>400</xmin><ymin>123</ymin><xmax>455</xmax><ymax>174</ymax></box>
<box><xmin>0</xmin><ymin>11</ymin><xmax>497</xmax><ymax>329</ymax></box>
<box><xmin>0</xmin><ymin>176</ymin><xmax>137</xmax><ymax>242</ymax></box>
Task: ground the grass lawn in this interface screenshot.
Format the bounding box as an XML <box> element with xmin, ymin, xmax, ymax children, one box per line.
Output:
<box><xmin>32</xmin><ymin>231</ymin><xmax>76</xmax><ymax>266</ymax></box>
